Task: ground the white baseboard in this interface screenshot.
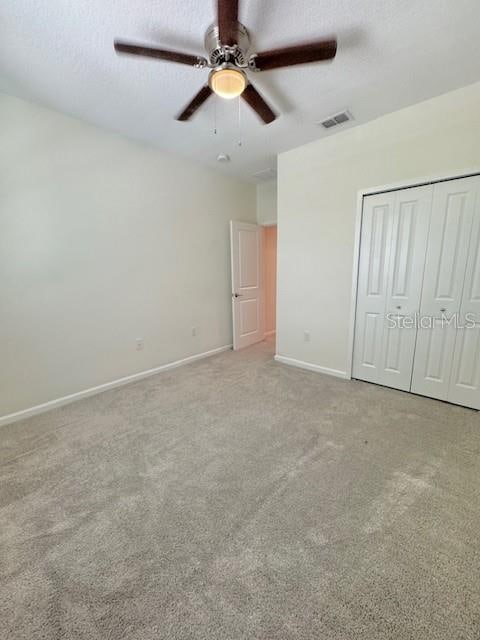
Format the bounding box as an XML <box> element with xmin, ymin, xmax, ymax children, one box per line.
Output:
<box><xmin>274</xmin><ymin>354</ymin><xmax>348</xmax><ymax>379</ymax></box>
<box><xmin>0</xmin><ymin>344</ymin><xmax>232</xmax><ymax>428</ymax></box>
<box><xmin>264</xmin><ymin>330</ymin><xmax>276</xmax><ymax>337</ymax></box>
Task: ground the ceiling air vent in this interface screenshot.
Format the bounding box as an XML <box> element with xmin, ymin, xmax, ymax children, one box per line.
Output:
<box><xmin>319</xmin><ymin>110</ymin><xmax>353</xmax><ymax>129</ymax></box>
<box><xmin>253</xmin><ymin>168</ymin><xmax>276</xmax><ymax>181</ymax></box>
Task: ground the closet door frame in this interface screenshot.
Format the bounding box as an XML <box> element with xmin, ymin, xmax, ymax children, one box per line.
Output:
<box><xmin>347</xmin><ymin>167</ymin><xmax>480</xmax><ymax>381</ymax></box>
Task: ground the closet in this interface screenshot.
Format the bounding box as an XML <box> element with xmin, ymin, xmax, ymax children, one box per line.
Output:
<box><xmin>352</xmin><ymin>175</ymin><xmax>480</xmax><ymax>410</ymax></box>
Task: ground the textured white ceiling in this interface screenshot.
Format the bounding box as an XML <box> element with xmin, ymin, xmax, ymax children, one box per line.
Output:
<box><xmin>1</xmin><ymin>1</ymin><xmax>480</xmax><ymax>181</ymax></box>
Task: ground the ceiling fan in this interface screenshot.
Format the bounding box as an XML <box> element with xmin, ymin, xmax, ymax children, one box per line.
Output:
<box><xmin>114</xmin><ymin>0</ymin><xmax>337</xmax><ymax>125</ymax></box>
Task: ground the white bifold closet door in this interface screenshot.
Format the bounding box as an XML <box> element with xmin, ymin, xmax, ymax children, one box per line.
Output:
<box><xmin>411</xmin><ymin>177</ymin><xmax>478</xmax><ymax>402</ymax></box>
<box><xmin>354</xmin><ymin>174</ymin><xmax>480</xmax><ymax>410</ymax></box>
<box><xmin>352</xmin><ymin>185</ymin><xmax>433</xmax><ymax>391</ymax></box>
<box><xmin>448</xmin><ymin>200</ymin><xmax>480</xmax><ymax>409</ymax></box>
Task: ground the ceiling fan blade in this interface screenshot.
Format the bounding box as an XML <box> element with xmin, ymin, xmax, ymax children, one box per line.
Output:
<box><xmin>217</xmin><ymin>0</ymin><xmax>239</xmax><ymax>46</ymax></box>
<box><xmin>114</xmin><ymin>41</ymin><xmax>207</xmax><ymax>67</ymax></box>
<box><xmin>176</xmin><ymin>85</ymin><xmax>213</xmax><ymax>121</ymax></box>
<box><xmin>241</xmin><ymin>84</ymin><xmax>276</xmax><ymax>125</ymax></box>
<box><xmin>251</xmin><ymin>39</ymin><xmax>337</xmax><ymax>71</ymax></box>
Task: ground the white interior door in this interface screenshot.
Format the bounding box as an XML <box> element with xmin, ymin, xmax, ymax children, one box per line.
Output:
<box><xmin>230</xmin><ymin>221</ymin><xmax>264</xmax><ymax>350</ymax></box>
<box><xmin>352</xmin><ymin>186</ymin><xmax>432</xmax><ymax>391</ymax></box>
<box><xmin>448</xmin><ymin>183</ymin><xmax>480</xmax><ymax>409</ymax></box>
<box><xmin>411</xmin><ymin>177</ymin><xmax>478</xmax><ymax>401</ymax></box>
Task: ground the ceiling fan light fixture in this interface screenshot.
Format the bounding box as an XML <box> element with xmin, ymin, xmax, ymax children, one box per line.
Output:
<box><xmin>115</xmin><ymin>0</ymin><xmax>337</xmax><ymax>123</ymax></box>
<box><xmin>209</xmin><ymin>68</ymin><xmax>246</xmax><ymax>99</ymax></box>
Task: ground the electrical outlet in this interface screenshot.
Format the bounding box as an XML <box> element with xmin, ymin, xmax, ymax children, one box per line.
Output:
<box><xmin>191</xmin><ymin>326</ymin><xmax>197</xmax><ymax>337</ymax></box>
<box><xmin>136</xmin><ymin>338</ymin><xmax>144</xmax><ymax>351</ymax></box>
<box><xmin>304</xmin><ymin>330</ymin><xmax>311</xmax><ymax>343</ymax></box>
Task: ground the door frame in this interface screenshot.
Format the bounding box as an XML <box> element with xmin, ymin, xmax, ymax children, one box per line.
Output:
<box><xmin>230</xmin><ymin>221</ymin><xmax>265</xmax><ymax>350</ymax></box>
<box><xmin>347</xmin><ymin>167</ymin><xmax>480</xmax><ymax>380</ymax></box>
<box><xmin>261</xmin><ymin>222</ymin><xmax>277</xmax><ymax>339</ymax></box>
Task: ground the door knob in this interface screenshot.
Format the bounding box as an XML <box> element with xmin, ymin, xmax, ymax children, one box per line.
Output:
<box><xmin>396</xmin><ymin>305</ymin><xmax>402</xmax><ymax>310</ymax></box>
<box><xmin>440</xmin><ymin>308</ymin><xmax>447</xmax><ymax>313</ymax></box>
<box><xmin>233</xmin><ymin>293</ymin><xmax>243</xmax><ymax>298</ymax></box>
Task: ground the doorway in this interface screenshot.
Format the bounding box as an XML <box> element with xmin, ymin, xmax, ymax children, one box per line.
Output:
<box><xmin>263</xmin><ymin>224</ymin><xmax>277</xmax><ymax>341</ymax></box>
<box><xmin>230</xmin><ymin>221</ymin><xmax>277</xmax><ymax>351</ymax></box>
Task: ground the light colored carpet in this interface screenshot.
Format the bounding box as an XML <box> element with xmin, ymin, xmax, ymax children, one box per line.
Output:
<box><xmin>1</xmin><ymin>339</ymin><xmax>479</xmax><ymax>639</ymax></box>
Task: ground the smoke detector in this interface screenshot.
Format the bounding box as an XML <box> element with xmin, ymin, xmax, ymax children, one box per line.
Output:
<box><xmin>216</xmin><ymin>153</ymin><xmax>231</xmax><ymax>163</ymax></box>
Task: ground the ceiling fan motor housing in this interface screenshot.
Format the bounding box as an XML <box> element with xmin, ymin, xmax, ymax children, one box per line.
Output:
<box><xmin>204</xmin><ymin>22</ymin><xmax>251</xmax><ymax>68</ymax></box>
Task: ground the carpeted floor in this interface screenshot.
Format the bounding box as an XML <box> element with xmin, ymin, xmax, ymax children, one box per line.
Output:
<box><xmin>1</xmin><ymin>339</ymin><xmax>479</xmax><ymax>639</ymax></box>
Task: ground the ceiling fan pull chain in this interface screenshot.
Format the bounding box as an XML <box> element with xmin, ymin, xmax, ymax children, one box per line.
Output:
<box><xmin>214</xmin><ymin>96</ymin><xmax>217</xmax><ymax>135</ymax></box>
<box><xmin>237</xmin><ymin>96</ymin><xmax>242</xmax><ymax>147</ymax></box>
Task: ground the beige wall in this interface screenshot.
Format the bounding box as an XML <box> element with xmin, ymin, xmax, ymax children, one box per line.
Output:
<box><xmin>263</xmin><ymin>226</ymin><xmax>277</xmax><ymax>334</ymax></box>
<box><xmin>256</xmin><ymin>179</ymin><xmax>277</xmax><ymax>225</ymax></box>
<box><xmin>277</xmin><ymin>81</ymin><xmax>480</xmax><ymax>376</ymax></box>
<box><xmin>0</xmin><ymin>93</ymin><xmax>256</xmax><ymax>417</ymax></box>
